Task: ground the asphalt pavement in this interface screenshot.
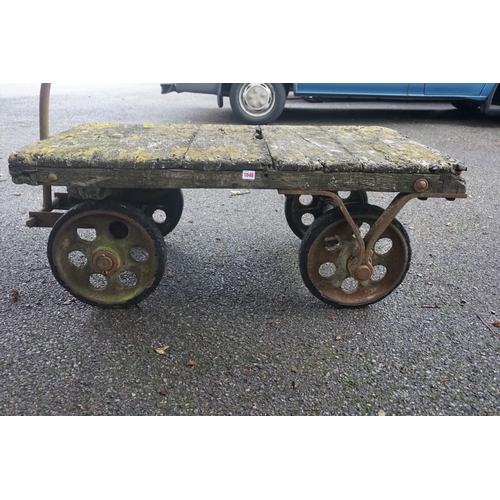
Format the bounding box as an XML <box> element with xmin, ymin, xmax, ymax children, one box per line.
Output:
<box><xmin>1</xmin><ymin>84</ymin><xmax>499</xmax><ymax>415</ymax></box>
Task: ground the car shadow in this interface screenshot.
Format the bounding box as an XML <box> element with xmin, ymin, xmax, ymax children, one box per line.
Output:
<box><xmin>277</xmin><ymin>102</ymin><xmax>500</xmax><ymax>128</ymax></box>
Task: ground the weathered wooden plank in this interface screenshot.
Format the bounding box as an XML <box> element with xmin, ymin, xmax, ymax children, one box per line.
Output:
<box><xmin>262</xmin><ymin>126</ymin><xmax>358</xmax><ymax>172</ymax></box>
<box><xmin>8</xmin><ymin>123</ymin><xmax>200</xmax><ymax>170</ymax></box>
<box><xmin>259</xmin><ymin>125</ymin><xmax>465</xmax><ymax>174</ymax></box>
<box><xmin>320</xmin><ymin>126</ymin><xmax>463</xmax><ymax>174</ymax></box>
<box><xmin>9</xmin><ymin>164</ymin><xmax>466</xmax><ymax>194</ymax></box>
<box><xmin>183</xmin><ymin>124</ymin><xmax>272</xmax><ymax>170</ymax></box>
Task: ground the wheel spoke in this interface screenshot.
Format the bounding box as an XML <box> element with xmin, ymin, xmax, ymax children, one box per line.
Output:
<box><xmin>372</xmin><ymin>249</ymin><xmax>394</xmax><ymax>267</ymax></box>
<box><xmin>294</xmin><ymin>205</ymin><xmax>322</xmax><ymax>216</ymax></box>
<box><xmin>331</xmin><ymin>266</ymin><xmax>350</xmax><ymax>288</ymax></box>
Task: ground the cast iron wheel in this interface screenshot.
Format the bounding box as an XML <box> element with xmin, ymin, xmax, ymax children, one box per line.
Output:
<box><xmin>140</xmin><ymin>189</ymin><xmax>184</xmax><ymax>236</ymax></box>
<box><xmin>47</xmin><ymin>200</ymin><xmax>166</xmax><ymax>308</ymax></box>
<box><xmin>299</xmin><ymin>203</ymin><xmax>411</xmax><ymax>307</ymax></box>
<box><xmin>229</xmin><ymin>83</ymin><xmax>287</xmax><ymax>124</ymax></box>
<box><xmin>284</xmin><ymin>191</ymin><xmax>368</xmax><ymax>239</ymax></box>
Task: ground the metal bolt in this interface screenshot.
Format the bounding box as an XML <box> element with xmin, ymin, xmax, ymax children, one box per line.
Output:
<box><xmin>92</xmin><ymin>250</ymin><xmax>118</xmax><ymax>274</ymax></box>
<box><xmin>414</xmin><ymin>179</ymin><xmax>428</xmax><ymax>193</ymax></box>
<box><xmin>353</xmin><ymin>265</ymin><xmax>373</xmax><ymax>281</ymax></box>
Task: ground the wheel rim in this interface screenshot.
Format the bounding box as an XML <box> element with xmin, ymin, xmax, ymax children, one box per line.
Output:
<box><xmin>285</xmin><ymin>191</ymin><xmax>368</xmax><ymax>239</ymax></box>
<box><xmin>48</xmin><ymin>203</ymin><xmax>165</xmax><ymax>307</ymax></box>
<box><xmin>301</xmin><ymin>206</ymin><xmax>410</xmax><ymax>307</ymax></box>
<box><xmin>238</xmin><ymin>83</ymin><xmax>275</xmax><ymax>117</ymax></box>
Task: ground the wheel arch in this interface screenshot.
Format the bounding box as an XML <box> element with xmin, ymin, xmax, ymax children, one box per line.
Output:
<box><xmin>481</xmin><ymin>83</ymin><xmax>500</xmax><ymax>113</ymax></box>
<box><xmin>489</xmin><ymin>84</ymin><xmax>500</xmax><ymax>105</ymax></box>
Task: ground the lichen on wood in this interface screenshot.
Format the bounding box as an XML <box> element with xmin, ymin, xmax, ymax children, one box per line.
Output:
<box><xmin>8</xmin><ymin>123</ymin><xmax>466</xmax><ymax>194</ymax></box>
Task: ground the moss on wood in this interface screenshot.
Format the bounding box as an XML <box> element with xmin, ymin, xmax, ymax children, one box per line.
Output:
<box><xmin>9</xmin><ymin>123</ymin><xmax>466</xmax><ymax>194</ymax></box>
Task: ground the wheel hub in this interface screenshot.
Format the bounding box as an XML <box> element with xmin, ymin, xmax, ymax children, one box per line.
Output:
<box><xmin>242</xmin><ymin>84</ymin><xmax>273</xmax><ymax>113</ymax></box>
<box><xmin>92</xmin><ymin>250</ymin><xmax>119</xmax><ymax>274</ymax></box>
<box><xmin>351</xmin><ymin>263</ymin><xmax>373</xmax><ymax>281</ymax></box>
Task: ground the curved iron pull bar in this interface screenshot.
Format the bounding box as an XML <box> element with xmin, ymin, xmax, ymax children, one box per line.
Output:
<box><xmin>40</xmin><ymin>83</ymin><xmax>52</xmax><ymax>210</ymax></box>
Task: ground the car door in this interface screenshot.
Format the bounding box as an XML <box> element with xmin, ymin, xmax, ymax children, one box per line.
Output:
<box><xmin>294</xmin><ymin>83</ymin><xmax>410</xmax><ymax>96</ymax></box>
<box><xmin>422</xmin><ymin>84</ymin><xmax>486</xmax><ymax>96</ymax></box>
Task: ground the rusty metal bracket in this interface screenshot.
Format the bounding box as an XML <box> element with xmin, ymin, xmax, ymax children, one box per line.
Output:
<box><xmin>363</xmin><ymin>193</ymin><xmax>418</xmax><ymax>258</ymax></box>
<box><xmin>26</xmin><ymin>193</ymin><xmax>67</xmax><ymax>227</ymax></box>
<box><xmin>279</xmin><ymin>188</ymin><xmax>466</xmax><ymax>280</ymax></box>
<box><xmin>27</xmin><ymin>211</ymin><xmax>63</xmax><ymax>228</ymax></box>
<box><xmin>279</xmin><ymin>189</ymin><xmax>368</xmax><ymax>263</ymax></box>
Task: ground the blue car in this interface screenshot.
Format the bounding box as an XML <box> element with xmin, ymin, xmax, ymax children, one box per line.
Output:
<box><xmin>160</xmin><ymin>83</ymin><xmax>500</xmax><ymax>124</ymax></box>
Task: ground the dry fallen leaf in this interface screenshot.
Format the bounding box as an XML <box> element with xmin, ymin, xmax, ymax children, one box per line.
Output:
<box><xmin>11</xmin><ymin>290</ymin><xmax>19</xmax><ymax>299</ymax></box>
<box><xmin>154</xmin><ymin>346</ymin><xmax>171</xmax><ymax>355</ymax></box>
<box><xmin>167</xmin><ymin>271</ymin><xmax>174</xmax><ymax>278</ymax></box>
<box><xmin>378</xmin><ymin>410</ymin><xmax>386</xmax><ymax>416</ymax></box>
<box><xmin>292</xmin><ymin>380</ymin><xmax>299</xmax><ymax>389</ymax></box>
<box><xmin>335</xmin><ymin>335</ymin><xmax>342</xmax><ymax>341</ymax></box>
<box><xmin>158</xmin><ymin>389</ymin><xmax>168</xmax><ymax>397</ymax></box>
<box><xmin>445</xmin><ymin>222</ymin><xmax>451</xmax><ymax>226</ymax></box>
<box><xmin>493</xmin><ymin>319</ymin><xmax>500</xmax><ymax>328</ymax></box>
<box><xmin>291</xmin><ymin>366</ymin><xmax>298</xmax><ymax>373</ymax></box>
<box><xmin>186</xmin><ymin>360</ymin><xmax>196</xmax><ymax>367</ymax></box>
<box><xmin>12</xmin><ymin>192</ymin><xmax>21</xmax><ymax>196</ymax></box>
<box><xmin>230</xmin><ymin>190</ymin><xmax>250</xmax><ymax>197</ymax></box>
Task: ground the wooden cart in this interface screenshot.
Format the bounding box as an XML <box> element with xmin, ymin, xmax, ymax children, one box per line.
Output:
<box><xmin>8</xmin><ymin>85</ymin><xmax>466</xmax><ymax>308</ymax></box>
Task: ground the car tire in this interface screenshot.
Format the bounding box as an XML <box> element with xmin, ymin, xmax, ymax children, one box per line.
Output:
<box><xmin>229</xmin><ymin>83</ymin><xmax>287</xmax><ymax>124</ymax></box>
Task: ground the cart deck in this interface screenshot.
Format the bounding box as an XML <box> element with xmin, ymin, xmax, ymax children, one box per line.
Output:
<box><xmin>9</xmin><ymin>123</ymin><xmax>466</xmax><ymax>193</ymax></box>
<box><xmin>9</xmin><ymin>123</ymin><xmax>466</xmax><ymax>309</ymax></box>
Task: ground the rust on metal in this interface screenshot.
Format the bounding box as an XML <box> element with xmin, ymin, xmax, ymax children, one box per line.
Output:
<box><xmin>92</xmin><ymin>250</ymin><xmax>119</xmax><ymax>274</ymax></box>
<box><xmin>351</xmin><ymin>263</ymin><xmax>374</xmax><ymax>281</ymax></box>
<box><xmin>39</xmin><ymin>83</ymin><xmax>52</xmax><ymax>212</ymax></box>
<box><xmin>413</xmin><ymin>178</ymin><xmax>429</xmax><ymax>192</ymax></box>
<box><xmin>303</xmin><ymin>205</ymin><xmax>411</xmax><ymax>307</ymax></box>
<box><xmin>280</xmin><ymin>189</ymin><xmax>419</xmax><ymax>284</ymax></box>
<box><xmin>280</xmin><ymin>189</ymin><xmax>369</xmax><ymax>266</ymax></box>
<box><xmin>27</xmin><ymin>211</ymin><xmax>63</xmax><ymax>228</ymax></box>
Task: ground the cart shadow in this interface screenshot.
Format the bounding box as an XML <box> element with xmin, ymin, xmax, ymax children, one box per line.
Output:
<box><xmin>158</xmin><ymin>238</ymin><xmax>306</xmax><ymax>309</ymax></box>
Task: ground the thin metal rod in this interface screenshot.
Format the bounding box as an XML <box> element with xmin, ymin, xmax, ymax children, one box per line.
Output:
<box><xmin>40</xmin><ymin>83</ymin><xmax>52</xmax><ymax>210</ymax></box>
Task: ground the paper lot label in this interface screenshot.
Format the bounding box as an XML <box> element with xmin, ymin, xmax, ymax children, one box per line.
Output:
<box><xmin>242</xmin><ymin>170</ymin><xmax>256</xmax><ymax>180</ymax></box>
